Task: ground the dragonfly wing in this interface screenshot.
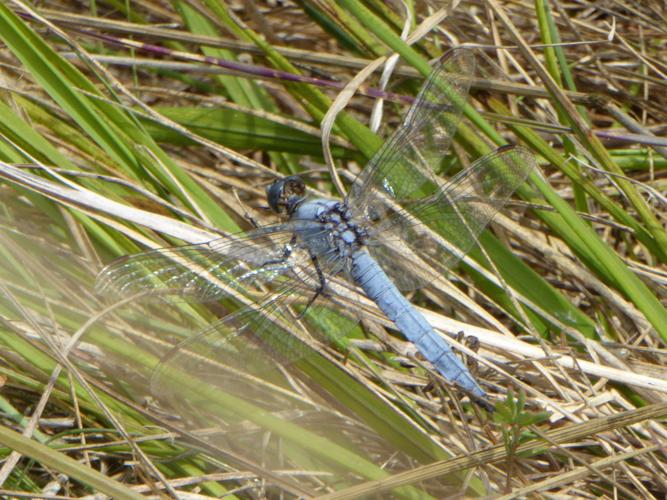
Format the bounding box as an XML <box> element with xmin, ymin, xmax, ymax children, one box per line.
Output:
<box><xmin>148</xmin><ymin>279</ymin><xmax>365</xmax><ymax>466</ymax></box>
<box><xmin>142</xmin><ymin>271</ymin><xmax>437</xmax><ymax>494</ymax></box>
<box><xmin>95</xmin><ymin>221</ymin><xmax>322</xmax><ymax>302</ymax></box>
<box><xmin>371</xmin><ymin>145</ymin><xmax>536</xmax><ymax>282</ymax></box>
<box><xmin>151</xmin><ymin>288</ymin><xmax>312</xmax><ymax>399</ymax></box>
<box><xmin>347</xmin><ymin>48</ymin><xmax>474</xmax><ymax>218</ymax></box>
<box><xmin>345</xmin><ymin>49</ymin><xmax>475</xmax><ymax>290</ymax></box>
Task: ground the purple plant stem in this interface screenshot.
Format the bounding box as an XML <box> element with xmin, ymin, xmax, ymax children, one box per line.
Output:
<box><xmin>594</xmin><ymin>131</ymin><xmax>667</xmax><ymax>149</ymax></box>
<box><xmin>84</xmin><ymin>31</ymin><xmax>415</xmax><ymax>105</ymax></box>
<box><xmin>20</xmin><ymin>12</ymin><xmax>665</xmax><ymax>150</ymax></box>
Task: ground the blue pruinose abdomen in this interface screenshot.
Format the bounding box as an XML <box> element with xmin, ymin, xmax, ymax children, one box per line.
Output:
<box><xmin>350</xmin><ymin>249</ymin><xmax>485</xmax><ymax>399</ymax></box>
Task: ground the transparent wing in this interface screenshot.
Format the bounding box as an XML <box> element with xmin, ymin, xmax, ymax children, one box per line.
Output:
<box><xmin>345</xmin><ymin>48</ymin><xmax>476</xmax><ymax>290</ymax></box>
<box><xmin>347</xmin><ymin>48</ymin><xmax>474</xmax><ymax>219</ymax></box>
<box><xmin>97</xmin><ymin>217</ymin><xmax>364</xmax><ymax>407</ymax></box>
<box><xmin>151</xmin><ymin>287</ymin><xmax>338</xmax><ymax>401</ymax></box>
<box><xmin>368</xmin><ymin>145</ymin><xmax>536</xmax><ymax>284</ymax></box>
<box><xmin>119</xmin><ymin>277</ymin><xmax>414</xmax><ymax>495</ymax></box>
<box><xmin>95</xmin><ymin>221</ymin><xmax>326</xmax><ymax>302</ymax></box>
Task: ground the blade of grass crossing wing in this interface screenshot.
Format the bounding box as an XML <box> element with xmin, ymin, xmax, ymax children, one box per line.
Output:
<box><xmin>99</xmin><ymin>329</ymin><xmax>434</xmax><ymax>499</ymax></box>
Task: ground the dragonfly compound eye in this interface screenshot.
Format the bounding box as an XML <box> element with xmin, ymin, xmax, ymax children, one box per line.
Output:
<box><xmin>266</xmin><ymin>175</ymin><xmax>305</xmax><ymax>213</ymax></box>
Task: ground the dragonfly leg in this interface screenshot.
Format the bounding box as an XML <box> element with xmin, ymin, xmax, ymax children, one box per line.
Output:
<box><xmin>456</xmin><ymin>330</ymin><xmax>480</xmax><ymax>375</ymax></box>
<box><xmin>260</xmin><ymin>234</ymin><xmax>297</xmax><ymax>267</ymax></box>
<box><xmin>297</xmin><ymin>251</ymin><xmax>327</xmax><ymax>319</ymax></box>
<box><xmin>466</xmin><ymin>335</ymin><xmax>480</xmax><ymax>375</ymax></box>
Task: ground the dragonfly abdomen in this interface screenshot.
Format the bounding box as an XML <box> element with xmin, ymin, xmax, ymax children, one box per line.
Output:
<box><xmin>350</xmin><ymin>250</ymin><xmax>486</xmax><ymax>399</ymax></box>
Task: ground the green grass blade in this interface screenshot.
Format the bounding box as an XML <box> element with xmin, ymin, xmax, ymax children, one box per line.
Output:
<box><xmin>0</xmin><ymin>426</ymin><xmax>144</xmax><ymax>499</ymax></box>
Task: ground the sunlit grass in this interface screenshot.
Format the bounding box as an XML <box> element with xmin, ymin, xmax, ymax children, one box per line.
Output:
<box><xmin>0</xmin><ymin>1</ymin><xmax>665</xmax><ymax>498</ymax></box>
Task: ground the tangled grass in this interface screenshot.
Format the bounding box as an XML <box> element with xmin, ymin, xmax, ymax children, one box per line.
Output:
<box><xmin>0</xmin><ymin>1</ymin><xmax>665</xmax><ymax>498</ymax></box>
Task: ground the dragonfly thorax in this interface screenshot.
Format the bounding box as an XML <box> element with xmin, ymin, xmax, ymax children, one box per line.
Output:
<box><xmin>292</xmin><ymin>198</ymin><xmax>368</xmax><ymax>260</ymax></box>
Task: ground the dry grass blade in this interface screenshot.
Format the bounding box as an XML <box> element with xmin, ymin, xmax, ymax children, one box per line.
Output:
<box><xmin>0</xmin><ymin>0</ymin><xmax>665</xmax><ymax>498</ymax></box>
<box><xmin>317</xmin><ymin>402</ymin><xmax>667</xmax><ymax>499</ymax></box>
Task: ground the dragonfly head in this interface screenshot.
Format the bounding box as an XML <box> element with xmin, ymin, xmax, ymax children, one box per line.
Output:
<box><xmin>266</xmin><ymin>175</ymin><xmax>306</xmax><ymax>215</ymax></box>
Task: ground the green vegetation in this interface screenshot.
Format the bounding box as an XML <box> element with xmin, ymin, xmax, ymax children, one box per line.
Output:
<box><xmin>0</xmin><ymin>1</ymin><xmax>664</xmax><ymax>498</ymax></box>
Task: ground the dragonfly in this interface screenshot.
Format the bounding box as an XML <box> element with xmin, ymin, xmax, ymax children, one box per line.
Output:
<box><xmin>96</xmin><ymin>48</ymin><xmax>535</xmax><ymax>410</ymax></box>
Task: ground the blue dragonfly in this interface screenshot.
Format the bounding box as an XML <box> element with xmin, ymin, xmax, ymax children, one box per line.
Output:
<box><xmin>96</xmin><ymin>49</ymin><xmax>534</xmax><ymax>410</ymax></box>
